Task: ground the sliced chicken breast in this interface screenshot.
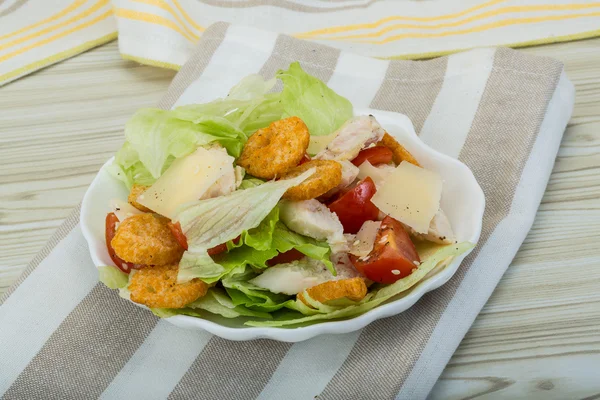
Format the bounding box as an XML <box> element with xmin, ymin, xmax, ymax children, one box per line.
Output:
<box><xmin>279</xmin><ymin>199</ymin><xmax>347</xmax><ymax>252</ymax></box>
<box><xmin>316</xmin><ymin>115</ymin><xmax>386</xmax><ymax>162</ymax></box>
<box><xmin>250</xmin><ymin>256</ymin><xmax>361</xmax><ymax>295</ymax></box>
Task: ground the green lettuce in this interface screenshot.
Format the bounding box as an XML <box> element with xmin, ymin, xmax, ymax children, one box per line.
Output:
<box><xmin>187</xmin><ymin>288</ymin><xmax>271</xmax><ymax>319</ymax></box>
<box><xmin>97</xmin><ymin>266</ymin><xmax>129</xmax><ymax>289</ymax></box>
<box><xmin>245</xmin><ymin>242</ymin><xmax>475</xmax><ymax>327</ymax></box>
<box><xmin>217</xmin><ymin>222</ymin><xmax>332</xmax><ymax>272</ymax></box>
<box><xmin>221</xmin><ymin>267</ymin><xmax>319</xmax><ymax>315</ymax></box>
<box><xmin>175</xmin><ymin>169</ymin><xmax>315</xmax><ymax>283</ymax></box>
<box><xmin>112</xmin><ymin>109</ymin><xmax>247</xmax><ymax>188</ymax></box>
<box><xmin>111</xmin><ymin>64</ymin><xmax>354</xmax><ymax>187</ymax></box>
<box><xmin>277</xmin><ymin>62</ymin><xmax>353</xmax><ymax>136</ymax></box>
<box><xmin>172</xmin><ymin>74</ymin><xmax>284</xmax><ymax>136</ymax></box>
<box><xmin>150</xmin><ymin>288</ymin><xmax>271</xmax><ymax>320</ymax></box>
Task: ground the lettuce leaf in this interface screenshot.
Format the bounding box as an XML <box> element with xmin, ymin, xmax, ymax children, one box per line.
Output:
<box><xmin>239</xmin><ymin>206</ymin><xmax>279</xmax><ymax>251</ymax></box>
<box><xmin>277</xmin><ymin>62</ymin><xmax>353</xmax><ymax>136</ymax></box>
<box><xmin>172</xmin><ymin>75</ymin><xmax>283</xmax><ymax>136</ymax></box>
<box><xmin>217</xmin><ymin>222</ymin><xmax>332</xmax><ymax>272</ymax></box>
<box><xmin>221</xmin><ymin>267</ymin><xmax>319</xmax><ymax>315</ymax></box>
<box><xmin>150</xmin><ymin>288</ymin><xmax>271</xmax><ymax>320</ymax></box>
<box><xmin>98</xmin><ymin>266</ymin><xmax>129</xmax><ymax>289</ymax></box>
<box><xmin>245</xmin><ymin>242</ymin><xmax>475</xmax><ymax>327</ymax></box>
<box><xmin>187</xmin><ymin>288</ymin><xmax>272</xmax><ymax>319</ymax></box>
<box><xmin>113</xmin><ymin>109</ymin><xmax>246</xmax><ymax>188</ymax></box>
<box><xmin>110</xmin><ymin>64</ymin><xmax>354</xmax><ymax>187</ymax></box>
<box><xmin>175</xmin><ymin>169</ymin><xmax>315</xmax><ymax>283</ymax></box>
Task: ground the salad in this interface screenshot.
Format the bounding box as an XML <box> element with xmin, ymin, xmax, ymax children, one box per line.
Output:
<box><xmin>99</xmin><ymin>62</ymin><xmax>474</xmax><ymax>327</ymax></box>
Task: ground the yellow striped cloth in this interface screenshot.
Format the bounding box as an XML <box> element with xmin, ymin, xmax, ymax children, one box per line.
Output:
<box><xmin>1</xmin><ymin>0</ymin><xmax>599</xmax><ymax>86</ymax></box>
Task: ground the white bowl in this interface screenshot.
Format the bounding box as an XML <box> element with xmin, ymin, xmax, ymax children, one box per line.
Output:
<box><xmin>80</xmin><ymin>108</ymin><xmax>484</xmax><ymax>342</ymax></box>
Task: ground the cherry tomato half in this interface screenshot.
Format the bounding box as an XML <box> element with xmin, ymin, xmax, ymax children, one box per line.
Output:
<box><xmin>351</xmin><ymin>146</ymin><xmax>393</xmax><ymax>167</ymax></box>
<box><xmin>168</xmin><ymin>221</ymin><xmax>239</xmax><ymax>256</ymax></box>
<box><xmin>349</xmin><ymin>216</ymin><xmax>420</xmax><ymax>284</ymax></box>
<box><xmin>105</xmin><ymin>213</ymin><xmax>144</xmax><ymax>273</ymax></box>
<box><xmin>327</xmin><ymin>177</ymin><xmax>379</xmax><ymax>234</ymax></box>
<box><xmin>168</xmin><ymin>221</ymin><xmax>188</xmax><ymax>250</ymax></box>
<box><xmin>267</xmin><ymin>248</ymin><xmax>305</xmax><ymax>266</ymax></box>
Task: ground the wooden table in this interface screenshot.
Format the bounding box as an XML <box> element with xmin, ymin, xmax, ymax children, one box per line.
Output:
<box><xmin>1</xmin><ymin>39</ymin><xmax>598</xmax><ymax>399</ymax></box>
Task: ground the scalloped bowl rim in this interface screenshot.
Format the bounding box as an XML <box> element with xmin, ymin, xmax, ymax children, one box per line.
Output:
<box><xmin>80</xmin><ymin>108</ymin><xmax>485</xmax><ymax>342</ymax></box>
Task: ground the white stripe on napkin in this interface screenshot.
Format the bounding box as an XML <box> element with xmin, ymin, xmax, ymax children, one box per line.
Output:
<box><xmin>173</xmin><ymin>26</ymin><xmax>278</xmax><ymax>108</ymax></box>
<box><xmin>0</xmin><ymin>226</ymin><xmax>97</xmax><ymax>392</ymax></box>
<box><xmin>99</xmin><ymin>320</ymin><xmax>212</xmax><ymax>400</ymax></box>
<box><xmin>397</xmin><ymin>71</ymin><xmax>574</xmax><ymax>400</ymax></box>
<box><xmin>419</xmin><ymin>47</ymin><xmax>496</xmax><ymax>157</ymax></box>
<box><xmin>326</xmin><ymin>52</ymin><xmax>390</xmax><ymax>108</ymax></box>
<box><xmin>257</xmin><ymin>330</ymin><xmax>363</xmax><ymax>400</ymax></box>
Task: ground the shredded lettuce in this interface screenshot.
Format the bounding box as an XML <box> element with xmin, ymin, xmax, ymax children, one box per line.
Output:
<box><xmin>187</xmin><ymin>288</ymin><xmax>272</xmax><ymax>319</ymax></box>
<box><xmin>150</xmin><ymin>288</ymin><xmax>272</xmax><ymax>320</ymax></box>
<box><xmin>277</xmin><ymin>62</ymin><xmax>353</xmax><ymax>136</ymax></box>
<box><xmin>239</xmin><ymin>207</ymin><xmax>280</xmax><ymax>251</ymax></box>
<box><xmin>172</xmin><ymin>75</ymin><xmax>283</xmax><ymax>136</ymax></box>
<box><xmin>110</xmin><ymin>64</ymin><xmax>354</xmax><ymax>187</ymax></box>
<box><xmin>221</xmin><ymin>267</ymin><xmax>319</xmax><ymax>315</ymax></box>
<box><xmin>217</xmin><ymin>222</ymin><xmax>332</xmax><ymax>271</ymax></box>
<box><xmin>175</xmin><ymin>169</ymin><xmax>315</xmax><ymax>283</ymax></box>
<box><xmin>113</xmin><ymin>110</ymin><xmax>246</xmax><ymax>188</ymax></box>
<box><xmin>245</xmin><ymin>242</ymin><xmax>475</xmax><ymax>327</ymax></box>
<box><xmin>238</xmin><ymin>177</ymin><xmax>265</xmax><ymax>190</ymax></box>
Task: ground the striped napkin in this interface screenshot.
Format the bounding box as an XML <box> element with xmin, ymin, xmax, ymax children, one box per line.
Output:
<box><xmin>0</xmin><ymin>23</ymin><xmax>574</xmax><ymax>400</ymax></box>
<box><xmin>2</xmin><ymin>0</ymin><xmax>600</xmax><ymax>86</ymax></box>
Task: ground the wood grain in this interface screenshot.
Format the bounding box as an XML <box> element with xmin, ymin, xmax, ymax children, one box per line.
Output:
<box><xmin>1</xmin><ymin>39</ymin><xmax>599</xmax><ymax>399</ymax></box>
<box><xmin>430</xmin><ymin>38</ymin><xmax>600</xmax><ymax>400</ymax></box>
<box><xmin>0</xmin><ymin>41</ymin><xmax>176</xmax><ymax>291</ymax></box>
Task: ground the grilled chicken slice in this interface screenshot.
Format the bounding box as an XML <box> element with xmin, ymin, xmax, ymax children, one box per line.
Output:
<box><xmin>316</xmin><ymin>115</ymin><xmax>385</xmax><ymax>162</ymax></box>
<box><xmin>249</xmin><ymin>257</ymin><xmax>361</xmax><ymax>295</ymax></box>
<box><xmin>279</xmin><ymin>199</ymin><xmax>347</xmax><ymax>252</ymax></box>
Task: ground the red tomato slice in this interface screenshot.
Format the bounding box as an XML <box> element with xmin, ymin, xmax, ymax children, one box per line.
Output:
<box><xmin>168</xmin><ymin>221</ymin><xmax>240</xmax><ymax>256</ymax></box>
<box><xmin>208</xmin><ymin>243</ymin><xmax>228</xmax><ymax>256</ymax></box>
<box><xmin>351</xmin><ymin>146</ymin><xmax>393</xmax><ymax>167</ymax></box>
<box><xmin>349</xmin><ymin>216</ymin><xmax>420</xmax><ymax>284</ymax></box>
<box><xmin>208</xmin><ymin>236</ymin><xmax>241</xmax><ymax>256</ymax></box>
<box><xmin>168</xmin><ymin>221</ymin><xmax>188</xmax><ymax>250</ymax></box>
<box><xmin>327</xmin><ymin>177</ymin><xmax>380</xmax><ymax>234</ymax></box>
<box><xmin>105</xmin><ymin>213</ymin><xmax>144</xmax><ymax>273</ymax></box>
<box><xmin>298</xmin><ymin>154</ymin><xmax>311</xmax><ymax>165</ymax></box>
<box><xmin>267</xmin><ymin>248</ymin><xmax>305</xmax><ymax>266</ymax></box>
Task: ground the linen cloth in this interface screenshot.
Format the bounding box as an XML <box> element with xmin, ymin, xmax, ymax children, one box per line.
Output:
<box><xmin>1</xmin><ymin>0</ymin><xmax>599</xmax><ymax>86</ymax></box>
<box><xmin>0</xmin><ymin>23</ymin><xmax>574</xmax><ymax>400</ymax></box>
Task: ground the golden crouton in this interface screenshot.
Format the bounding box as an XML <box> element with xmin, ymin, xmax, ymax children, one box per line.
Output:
<box><xmin>129</xmin><ymin>264</ymin><xmax>208</xmax><ymax>308</ymax></box>
<box><xmin>111</xmin><ymin>213</ymin><xmax>183</xmax><ymax>266</ymax></box>
<box><xmin>281</xmin><ymin>160</ymin><xmax>342</xmax><ymax>201</ymax></box>
<box><xmin>237</xmin><ymin>117</ymin><xmax>310</xmax><ymax>179</ymax></box>
<box><xmin>379</xmin><ymin>133</ymin><xmax>420</xmax><ymax>167</ymax></box>
<box><xmin>128</xmin><ymin>184</ymin><xmax>152</xmax><ymax>212</ymax></box>
<box><xmin>298</xmin><ymin>277</ymin><xmax>367</xmax><ymax>306</ymax></box>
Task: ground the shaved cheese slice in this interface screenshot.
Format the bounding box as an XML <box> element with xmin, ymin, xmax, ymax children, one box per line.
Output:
<box><xmin>371</xmin><ymin>161</ymin><xmax>442</xmax><ymax>234</ymax></box>
<box><xmin>349</xmin><ymin>220</ymin><xmax>381</xmax><ymax>258</ymax></box>
<box><xmin>137</xmin><ymin>147</ymin><xmax>234</xmax><ymax>219</ymax></box>
<box><xmin>110</xmin><ymin>199</ymin><xmax>143</xmax><ymax>222</ymax></box>
<box><xmin>308</xmin><ymin>130</ymin><xmax>339</xmax><ymax>155</ymax></box>
<box><xmin>357</xmin><ymin>161</ymin><xmax>395</xmax><ymax>189</ymax></box>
